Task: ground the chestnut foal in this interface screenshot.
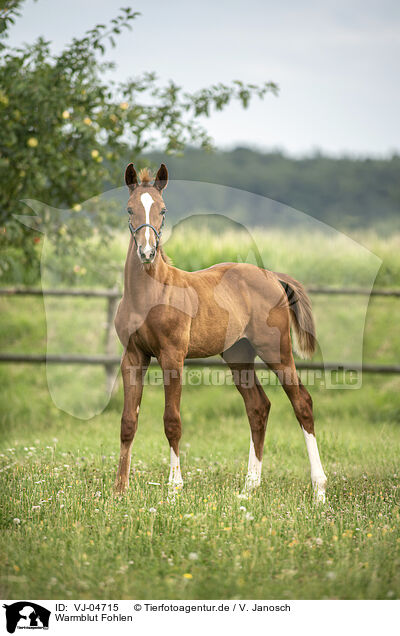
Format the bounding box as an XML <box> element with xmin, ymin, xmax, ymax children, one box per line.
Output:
<box><xmin>114</xmin><ymin>164</ymin><xmax>327</xmax><ymax>501</ymax></box>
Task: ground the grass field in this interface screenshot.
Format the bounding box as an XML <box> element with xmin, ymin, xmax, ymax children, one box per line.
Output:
<box><xmin>0</xmin><ymin>369</ymin><xmax>399</xmax><ymax>600</ymax></box>
<box><xmin>0</xmin><ymin>229</ymin><xmax>399</xmax><ymax>600</ymax></box>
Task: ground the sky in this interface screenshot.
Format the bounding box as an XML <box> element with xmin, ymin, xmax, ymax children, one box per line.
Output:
<box><xmin>6</xmin><ymin>0</ymin><xmax>400</xmax><ymax>157</ymax></box>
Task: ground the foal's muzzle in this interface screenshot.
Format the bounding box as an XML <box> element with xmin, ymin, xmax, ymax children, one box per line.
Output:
<box><xmin>138</xmin><ymin>244</ymin><xmax>156</xmax><ymax>263</ymax></box>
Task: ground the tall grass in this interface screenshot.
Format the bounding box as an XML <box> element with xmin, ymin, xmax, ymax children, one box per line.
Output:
<box><xmin>165</xmin><ymin>227</ymin><xmax>400</xmax><ymax>289</ymax></box>
<box><xmin>4</xmin><ymin>228</ymin><xmax>400</xmax><ymax>289</ymax></box>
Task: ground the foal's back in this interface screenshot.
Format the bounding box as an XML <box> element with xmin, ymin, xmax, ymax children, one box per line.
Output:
<box><xmin>175</xmin><ymin>261</ymin><xmax>288</xmax><ymax>358</ymax></box>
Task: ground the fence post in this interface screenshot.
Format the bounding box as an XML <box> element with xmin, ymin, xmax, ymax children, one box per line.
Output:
<box><xmin>104</xmin><ymin>291</ymin><xmax>119</xmax><ymax>394</ymax></box>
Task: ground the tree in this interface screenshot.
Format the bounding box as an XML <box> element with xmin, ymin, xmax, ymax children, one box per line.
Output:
<box><xmin>0</xmin><ymin>2</ymin><xmax>278</xmax><ymax>282</ymax></box>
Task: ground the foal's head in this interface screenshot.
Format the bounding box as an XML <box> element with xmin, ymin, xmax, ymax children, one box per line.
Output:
<box><xmin>125</xmin><ymin>163</ymin><xmax>168</xmax><ymax>265</ymax></box>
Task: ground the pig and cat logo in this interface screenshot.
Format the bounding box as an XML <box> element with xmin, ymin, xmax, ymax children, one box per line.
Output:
<box><xmin>3</xmin><ymin>602</ymin><xmax>50</xmax><ymax>633</ymax></box>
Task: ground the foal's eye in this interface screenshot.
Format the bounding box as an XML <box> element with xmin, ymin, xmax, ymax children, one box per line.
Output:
<box><xmin>161</xmin><ymin>208</ymin><xmax>167</xmax><ymax>214</ymax></box>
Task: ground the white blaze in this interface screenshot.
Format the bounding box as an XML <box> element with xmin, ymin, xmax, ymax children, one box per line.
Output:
<box><xmin>245</xmin><ymin>435</ymin><xmax>262</xmax><ymax>490</ymax></box>
<box><xmin>302</xmin><ymin>427</ymin><xmax>327</xmax><ymax>502</ymax></box>
<box><xmin>140</xmin><ymin>192</ymin><xmax>154</xmax><ymax>255</ymax></box>
<box><xmin>169</xmin><ymin>447</ymin><xmax>183</xmax><ymax>488</ymax></box>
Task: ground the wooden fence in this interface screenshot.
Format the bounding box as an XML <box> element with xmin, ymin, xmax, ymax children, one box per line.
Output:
<box><xmin>1</xmin><ymin>287</ymin><xmax>399</xmax><ymax>388</ymax></box>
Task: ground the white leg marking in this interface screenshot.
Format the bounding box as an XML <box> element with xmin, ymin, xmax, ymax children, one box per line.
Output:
<box><xmin>168</xmin><ymin>447</ymin><xmax>183</xmax><ymax>490</ymax></box>
<box><xmin>140</xmin><ymin>192</ymin><xmax>154</xmax><ymax>257</ymax></box>
<box><xmin>244</xmin><ymin>435</ymin><xmax>262</xmax><ymax>491</ymax></box>
<box><xmin>302</xmin><ymin>427</ymin><xmax>327</xmax><ymax>503</ymax></box>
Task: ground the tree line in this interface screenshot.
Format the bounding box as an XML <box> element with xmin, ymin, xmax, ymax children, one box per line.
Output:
<box><xmin>148</xmin><ymin>147</ymin><xmax>400</xmax><ymax>231</ymax></box>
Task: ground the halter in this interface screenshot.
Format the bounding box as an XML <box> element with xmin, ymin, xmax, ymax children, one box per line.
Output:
<box><xmin>128</xmin><ymin>211</ymin><xmax>166</xmax><ymax>250</ymax></box>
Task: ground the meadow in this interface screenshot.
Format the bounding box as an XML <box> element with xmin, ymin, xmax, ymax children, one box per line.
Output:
<box><xmin>0</xmin><ymin>228</ymin><xmax>399</xmax><ymax>600</ymax></box>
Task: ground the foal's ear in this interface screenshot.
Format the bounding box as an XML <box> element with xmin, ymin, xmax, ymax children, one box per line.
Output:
<box><xmin>125</xmin><ymin>163</ymin><xmax>138</xmax><ymax>189</ymax></box>
<box><xmin>154</xmin><ymin>163</ymin><xmax>168</xmax><ymax>191</ymax></box>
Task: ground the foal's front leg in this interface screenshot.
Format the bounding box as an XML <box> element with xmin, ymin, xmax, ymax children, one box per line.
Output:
<box><xmin>115</xmin><ymin>349</ymin><xmax>149</xmax><ymax>494</ymax></box>
<box><xmin>160</xmin><ymin>355</ymin><xmax>184</xmax><ymax>493</ymax></box>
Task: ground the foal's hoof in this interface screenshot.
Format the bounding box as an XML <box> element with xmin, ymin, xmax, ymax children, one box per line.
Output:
<box><xmin>167</xmin><ymin>481</ymin><xmax>183</xmax><ymax>502</ymax></box>
<box><xmin>168</xmin><ymin>481</ymin><xmax>183</xmax><ymax>493</ymax></box>
<box><xmin>242</xmin><ymin>473</ymin><xmax>261</xmax><ymax>494</ymax></box>
<box><xmin>312</xmin><ymin>477</ymin><xmax>327</xmax><ymax>504</ymax></box>
<box><xmin>114</xmin><ymin>481</ymin><xmax>128</xmax><ymax>496</ymax></box>
<box><xmin>314</xmin><ymin>490</ymin><xmax>326</xmax><ymax>504</ymax></box>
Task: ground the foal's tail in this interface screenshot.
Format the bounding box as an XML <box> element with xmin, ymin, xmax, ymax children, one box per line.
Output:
<box><xmin>274</xmin><ymin>272</ymin><xmax>316</xmax><ymax>359</ymax></box>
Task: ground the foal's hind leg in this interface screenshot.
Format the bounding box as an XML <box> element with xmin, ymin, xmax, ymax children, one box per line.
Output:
<box><xmin>115</xmin><ymin>347</ymin><xmax>149</xmax><ymax>494</ymax></box>
<box><xmin>265</xmin><ymin>355</ymin><xmax>327</xmax><ymax>502</ymax></box>
<box><xmin>225</xmin><ymin>359</ymin><xmax>271</xmax><ymax>491</ymax></box>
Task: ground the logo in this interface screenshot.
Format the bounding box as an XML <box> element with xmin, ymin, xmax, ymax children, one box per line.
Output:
<box><xmin>3</xmin><ymin>603</ymin><xmax>50</xmax><ymax>633</ymax></box>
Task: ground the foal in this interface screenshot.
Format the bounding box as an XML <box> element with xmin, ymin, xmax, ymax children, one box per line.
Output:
<box><xmin>114</xmin><ymin>164</ymin><xmax>327</xmax><ymax>501</ymax></box>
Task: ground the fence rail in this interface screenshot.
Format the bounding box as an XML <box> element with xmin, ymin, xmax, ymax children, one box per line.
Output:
<box><xmin>1</xmin><ymin>286</ymin><xmax>399</xmax><ymax>378</ymax></box>
<box><xmin>0</xmin><ymin>352</ymin><xmax>399</xmax><ymax>375</ymax></box>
